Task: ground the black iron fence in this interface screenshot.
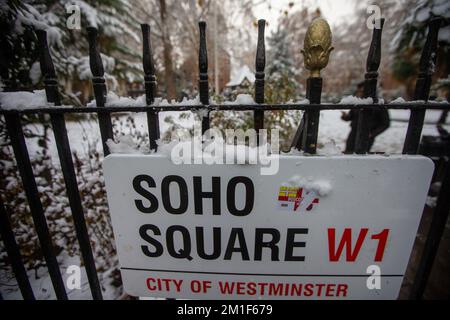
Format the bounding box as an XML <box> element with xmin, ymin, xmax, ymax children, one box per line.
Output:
<box><xmin>0</xmin><ymin>17</ymin><xmax>449</xmax><ymax>300</ymax></box>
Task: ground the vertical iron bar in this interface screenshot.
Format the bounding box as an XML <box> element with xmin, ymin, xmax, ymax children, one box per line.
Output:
<box><xmin>355</xmin><ymin>18</ymin><xmax>384</xmax><ymax>154</ymax></box>
<box><xmin>290</xmin><ymin>117</ymin><xmax>305</xmax><ymax>151</ymax></box>
<box><xmin>198</xmin><ymin>21</ymin><xmax>210</xmax><ymax>134</ymax></box>
<box><xmin>36</xmin><ymin>30</ymin><xmax>103</xmax><ymax>300</ymax></box>
<box><xmin>303</xmin><ymin>78</ymin><xmax>322</xmax><ymax>154</ymax></box>
<box><xmin>141</xmin><ymin>24</ymin><xmax>160</xmax><ymax>151</ymax></box>
<box><xmin>4</xmin><ymin>112</ymin><xmax>68</xmax><ymax>300</ymax></box>
<box><xmin>403</xmin><ymin>17</ymin><xmax>441</xmax><ymax>154</ymax></box>
<box><xmin>0</xmin><ymin>29</ymin><xmax>35</xmax><ymax>300</ymax></box>
<box><xmin>254</xmin><ymin>19</ymin><xmax>266</xmax><ymax>142</ymax></box>
<box><xmin>409</xmin><ymin>160</ymin><xmax>450</xmax><ymax>299</ymax></box>
<box><xmin>87</xmin><ymin>27</ymin><xmax>114</xmax><ymax>156</ymax></box>
<box><xmin>0</xmin><ymin>197</ymin><xmax>35</xmax><ymax>300</ymax></box>
<box><xmin>0</xmin><ymin>31</ymin><xmax>13</xmax><ymax>91</ymax></box>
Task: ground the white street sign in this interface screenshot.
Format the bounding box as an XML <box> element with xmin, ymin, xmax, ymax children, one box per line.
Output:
<box><xmin>103</xmin><ymin>155</ymin><xmax>433</xmax><ymax>299</ymax></box>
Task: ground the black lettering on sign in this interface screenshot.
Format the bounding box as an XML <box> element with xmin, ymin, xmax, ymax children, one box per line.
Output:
<box><xmin>193</xmin><ymin>176</ymin><xmax>221</xmax><ymax>215</ymax></box>
<box><xmin>196</xmin><ymin>227</ymin><xmax>221</xmax><ymax>260</ymax></box>
<box><xmin>254</xmin><ymin>228</ymin><xmax>280</xmax><ymax>261</ymax></box>
<box><xmin>161</xmin><ymin>175</ymin><xmax>188</xmax><ymax>214</ymax></box>
<box><xmin>285</xmin><ymin>228</ymin><xmax>308</xmax><ymax>261</ymax></box>
<box><xmin>224</xmin><ymin>228</ymin><xmax>250</xmax><ymax>260</ymax></box>
<box><xmin>133</xmin><ymin>175</ymin><xmax>158</xmax><ymax>213</ymax></box>
<box><xmin>227</xmin><ymin>176</ymin><xmax>254</xmax><ymax>216</ymax></box>
<box><xmin>166</xmin><ymin>225</ymin><xmax>192</xmax><ymax>260</ymax></box>
<box><xmin>139</xmin><ymin>224</ymin><xmax>163</xmax><ymax>257</ymax></box>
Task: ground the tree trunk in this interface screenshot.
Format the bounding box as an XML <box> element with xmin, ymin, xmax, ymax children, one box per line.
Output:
<box><xmin>159</xmin><ymin>0</ymin><xmax>176</xmax><ymax>100</ymax></box>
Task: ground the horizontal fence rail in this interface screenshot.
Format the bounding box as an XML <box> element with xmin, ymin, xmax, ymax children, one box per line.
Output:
<box><xmin>1</xmin><ymin>103</ymin><xmax>449</xmax><ymax>115</ymax></box>
<box><xmin>0</xmin><ymin>17</ymin><xmax>449</xmax><ymax>301</ymax></box>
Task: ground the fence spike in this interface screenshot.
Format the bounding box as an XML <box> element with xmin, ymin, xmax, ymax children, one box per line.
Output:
<box><xmin>254</xmin><ymin>19</ymin><xmax>265</xmax><ymax>138</ymax></box>
<box><xmin>36</xmin><ymin>30</ymin><xmax>61</xmax><ymax>105</ymax></box>
<box><xmin>403</xmin><ymin>17</ymin><xmax>442</xmax><ymax>154</ymax></box>
<box><xmin>141</xmin><ymin>24</ymin><xmax>156</xmax><ymax>104</ymax></box>
<box><xmin>198</xmin><ymin>21</ymin><xmax>210</xmax><ymax>133</ymax></box>
<box><xmin>87</xmin><ymin>27</ymin><xmax>114</xmax><ymax>155</ymax></box>
<box><xmin>141</xmin><ymin>23</ymin><xmax>160</xmax><ymax>151</ymax></box>
<box><xmin>295</xmin><ymin>17</ymin><xmax>332</xmax><ymax>153</ymax></box>
<box><xmin>354</xmin><ymin>18</ymin><xmax>385</xmax><ymax>154</ymax></box>
<box><xmin>87</xmin><ymin>27</ymin><xmax>106</xmax><ymax>105</ymax></box>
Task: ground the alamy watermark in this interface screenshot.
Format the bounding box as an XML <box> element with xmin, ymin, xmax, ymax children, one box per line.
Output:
<box><xmin>366</xmin><ymin>264</ymin><xmax>382</xmax><ymax>290</ymax></box>
<box><xmin>66</xmin><ymin>4</ymin><xmax>81</xmax><ymax>30</ymax></box>
<box><xmin>66</xmin><ymin>265</ymin><xmax>81</xmax><ymax>290</ymax></box>
<box><xmin>168</xmin><ymin>128</ymin><xmax>280</xmax><ymax>175</ymax></box>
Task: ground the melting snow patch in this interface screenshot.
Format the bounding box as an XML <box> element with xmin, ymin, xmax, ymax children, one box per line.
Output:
<box><xmin>390</xmin><ymin>97</ymin><xmax>407</xmax><ymax>104</ymax></box>
<box><xmin>286</xmin><ymin>98</ymin><xmax>310</xmax><ymax>105</ymax></box>
<box><xmin>0</xmin><ymin>90</ymin><xmax>49</xmax><ymax>110</ymax></box>
<box><xmin>106</xmin><ymin>135</ymin><xmax>148</xmax><ymax>154</ymax></box>
<box><xmin>155</xmin><ymin>95</ymin><xmax>200</xmax><ymax>107</ymax></box>
<box><xmin>389</xmin><ymin>98</ymin><xmax>449</xmax><ymax>105</ymax></box>
<box><xmin>339</xmin><ymin>95</ymin><xmax>373</xmax><ymax>105</ymax></box>
<box><xmin>222</xmin><ymin>94</ymin><xmax>256</xmax><ymax>105</ymax></box>
<box><xmin>283</xmin><ymin>175</ymin><xmax>332</xmax><ymax>197</ymax></box>
<box><xmin>87</xmin><ymin>92</ymin><xmax>146</xmax><ymax>108</ymax></box>
<box><xmin>317</xmin><ymin>139</ymin><xmax>342</xmax><ymax>156</ymax></box>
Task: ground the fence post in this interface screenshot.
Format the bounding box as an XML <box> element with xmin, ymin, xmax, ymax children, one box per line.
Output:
<box><xmin>87</xmin><ymin>27</ymin><xmax>114</xmax><ymax>156</ymax></box>
<box><xmin>254</xmin><ymin>19</ymin><xmax>266</xmax><ymax>143</ymax></box>
<box><xmin>355</xmin><ymin>18</ymin><xmax>385</xmax><ymax>154</ymax></box>
<box><xmin>198</xmin><ymin>21</ymin><xmax>210</xmax><ymax>134</ymax></box>
<box><xmin>409</xmin><ymin>160</ymin><xmax>450</xmax><ymax>299</ymax></box>
<box><xmin>4</xmin><ymin>111</ymin><xmax>68</xmax><ymax>300</ymax></box>
<box><xmin>36</xmin><ymin>29</ymin><xmax>103</xmax><ymax>300</ymax></box>
<box><xmin>141</xmin><ymin>24</ymin><xmax>160</xmax><ymax>151</ymax></box>
<box><xmin>2</xmin><ymin>35</ymin><xmax>66</xmax><ymax>297</ymax></box>
<box><xmin>300</xmin><ymin>18</ymin><xmax>333</xmax><ymax>154</ymax></box>
<box><xmin>403</xmin><ymin>17</ymin><xmax>442</xmax><ymax>155</ymax></box>
<box><xmin>0</xmin><ymin>197</ymin><xmax>35</xmax><ymax>300</ymax></box>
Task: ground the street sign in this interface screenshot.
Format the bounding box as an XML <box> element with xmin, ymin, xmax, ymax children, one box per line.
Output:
<box><xmin>103</xmin><ymin>154</ymin><xmax>433</xmax><ymax>299</ymax></box>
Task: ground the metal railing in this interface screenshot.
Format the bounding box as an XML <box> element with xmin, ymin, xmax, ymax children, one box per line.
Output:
<box><xmin>0</xmin><ymin>17</ymin><xmax>449</xmax><ymax>300</ymax></box>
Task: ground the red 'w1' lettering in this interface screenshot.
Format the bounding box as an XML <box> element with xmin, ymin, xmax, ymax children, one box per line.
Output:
<box><xmin>371</xmin><ymin>229</ymin><xmax>389</xmax><ymax>261</ymax></box>
<box><xmin>327</xmin><ymin>228</ymin><xmax>390</xmax><ymax>262</ymax></box>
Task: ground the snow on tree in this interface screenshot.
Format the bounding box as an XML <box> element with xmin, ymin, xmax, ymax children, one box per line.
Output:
<box><xmin>390</xmin><ymin>0</ymin><xmax>450</xmax><ymax>94</ymax></box>
<box><xmin>265</xmin><ymin>21</ymin><xmax>300</xmax><ymax>104</ymax></box>
<box><xmin>0</xmin><ymin>0</ymin><xmax>142</xmax><ymax>103</ymax></box>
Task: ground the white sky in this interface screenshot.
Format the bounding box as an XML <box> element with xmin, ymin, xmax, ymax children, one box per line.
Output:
<box><xmin>252</xmin><ymin>0</ymin><xmax>358</xmax><ymax>33</ymax></box>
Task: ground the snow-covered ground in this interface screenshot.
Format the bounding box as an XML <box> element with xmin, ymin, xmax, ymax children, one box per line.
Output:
<box><xmin>0</xmin><ymin>253</ymin><xmax>119</xmax><ymax>300</ymax></box>
<box><xmin>318</xmin><ymin>109</ymin><xmax>449</xmax><ymax>154</ymax></box>
<box><xmin>1</xmin><ymin>107</ymin><xmax>449</xmax><ymax>300</ymax></box>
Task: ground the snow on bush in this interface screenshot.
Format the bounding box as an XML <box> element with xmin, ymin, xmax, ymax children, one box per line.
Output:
<box><xmin>222</xmin><ymin>94</ymin><xmax>256</xmax><ymax>105</ymax></box>
<box><xmin>0</xmin><ymin>130</ymin><xmax>122</xmax><ymax>299</ymax></box>
<box><xmin>67</xmin><ymin>54</ymin><xmax>116</xmax><ymax>81</ymax></box>
<box><xmin>14</xmin><ymin>3</ymin><xmax>63</xmax><ymax>48</ymax></box>
<box><xmin>29</xmin><ymin>62</ymin><xmax>42</xmax><ymax>85</ymax></box>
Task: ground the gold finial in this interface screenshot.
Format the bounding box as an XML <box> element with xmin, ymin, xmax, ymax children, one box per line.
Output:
<box><xmin>301</xmin><ymin>17</ymin><xmax>334</xmax><ymax>78</ymax></box>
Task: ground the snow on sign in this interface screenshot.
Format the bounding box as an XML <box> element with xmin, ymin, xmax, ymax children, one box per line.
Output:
<box><xmin>103</xmin><ymin>154</ymin><xmax>433</xmax><ymax>300</ymax></box>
